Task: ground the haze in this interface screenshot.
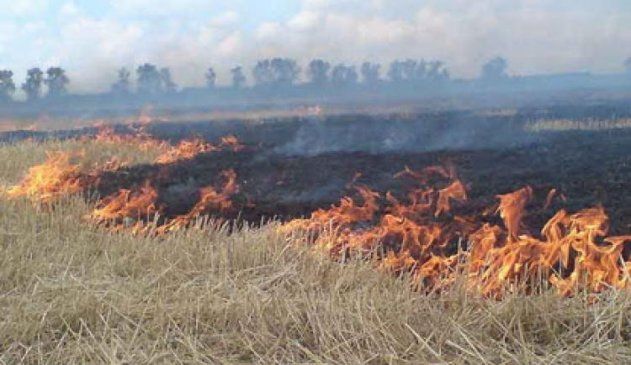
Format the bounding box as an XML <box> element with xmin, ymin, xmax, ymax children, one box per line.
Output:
<box><xmin>2</xmin><ymin>0</ymin><xmax>631</xmax><ymax>94</ymax></box>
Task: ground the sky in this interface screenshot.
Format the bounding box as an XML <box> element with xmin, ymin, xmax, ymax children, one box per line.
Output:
<box><xmin>1</xmin><ymin>0</ymin><xmax>630</xmax><ymax>93</ymax></box>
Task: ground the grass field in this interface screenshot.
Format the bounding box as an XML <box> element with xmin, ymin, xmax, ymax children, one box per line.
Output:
<box><xmin>1</xmin><ymin>139</ymin><xmax>631</xmax><ymax>364</ymax></box>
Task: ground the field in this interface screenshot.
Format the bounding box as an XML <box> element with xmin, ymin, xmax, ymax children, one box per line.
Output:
<box><xmin>1</xmin><ymin>108</ymin><xmax>631</xmax><ymax>363</ymax></box>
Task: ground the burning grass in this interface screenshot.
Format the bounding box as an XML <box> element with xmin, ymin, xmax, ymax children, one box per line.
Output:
<box><xmin>4</xmin><ymin>126</ymin><xmax>631</xmax><ymax>298</ymax></box>
<box><xmin>0</xmin><ymin>138</ymin><xmax>161</xmax><ymax>187</ymax></box>
<box><xmin>282</xmin><ymin>168</ymin><xmax>631</xmax><ymax>298</ymax></box>
<box><xmin>1</xmin><ymin>196</ymin><xmax>630</xmax><ymax>363</ymax></box>
<box><xmin>2</xmin><ymin>126</ymin><xmax>631</xmax><ymax>362</ymax></box>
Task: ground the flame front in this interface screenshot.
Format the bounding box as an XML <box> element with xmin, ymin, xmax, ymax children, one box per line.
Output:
<box><xmin>155</xmin><ymin>170</ymin><xmax>239</xmax><ymax>234</ymax></box>
<box><xmin>280</xmin><ymin>168</ymin><xmax>631</xmax><ymax>297</ymax></box>
<box><xmin>91</xmin><ymin>126</ymin><xmax>169</xmax><ymax>152</ymax></box>
<box><xmin>91</xmin><ymin>182</ymin><xmax>160</xmax><ymax>221</ymax></box>
<box><xmin>5</xmin><ymin>128</ymin><xmax>244</xmax><ymax>235</ymax></box>
<box><xmin>5</xmin><ymin>151</ymin><xmax>94</xmax><ymax>203</ymax></box>
<box><xmin>5</xmin><ymin>127</ymin><xmax>631</xmax><ymax>298</ymax></box>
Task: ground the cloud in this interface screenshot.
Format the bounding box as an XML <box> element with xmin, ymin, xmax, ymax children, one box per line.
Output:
<box><xmin>59</xmin><ymin>1</ymin><xmax>79</xmax><ymax>17</ymax></box>
<box><xmin>109</xmin><ymin>0</ymin><xmax>222</xmax><ymax>17</ymax></box>
<box><xmin>210</xmin><ymin>11</ymin><xmax>240</xmax><ymax>27</ymax></box>
<box><xmin>5</xmin><ymin>0</ymin><xmax>50</xmax><ymax>17</ymax></box>
<box><xmin>254</xmin><ymin>0</ymin><xmax>631</xmax><ymax>76</ymax></box>
<box><xmin>2</xmin><ymin>0</ymin><xmax>631</xmax><ymax>93</ymax></box>
<box><xmin>287</xmin><ymin>11</ymin><xmax>320</xmax><ymax>31</ymax></box>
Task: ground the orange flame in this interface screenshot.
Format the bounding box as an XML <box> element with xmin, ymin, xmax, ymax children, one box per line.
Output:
<box><xmin>7</xmin><ymin>136</ymin><xmax>631</xmax><ymax>299</ymax></box>
<box><xmin>496</xmin><ymin>186</ymin><xmax>533</xmax><ymax>241</ymax></box>
<box><xmin>154</xmin><ymin>138</ymin><xmax>220</xmax><ymax>164</ymax></box>
<box><xmin>90</xmin><ymin>126</ymin><xmax>169</xmax><ymax>152</ymax></box>
<box><xmin>467</xmin><ymin>205</ymin><xmax>631</xmax><ymax>297</ymax></box>
<box><xmin>281</xmin><ymin>167</ymin><xmax>631</xmax><ymax>298</ymax></box>
<box><xmin>5</xmin><ymin>152</ymin><xmax>94</xmax><ymax>203</ymax></box>
<box><xmin>219</xmin><ymin>135</ymin><xmax>245</xmax><ymax>151</ymax></box>
<box><xmin>155</xmin><ymin>135</ymin><xmax>244</xmax><ymax>164</ymax></box>
<box><xmin>6</xmin><ymin>129</ymin><xmax>245</xmax><ymax>236</ymax></box>
<box><xmin>90</xmin><ymin>182</ymin><xmax>160</xmax><ymax>231</ymax></box>
<box><xmin>155</xmin><ymin>170</ymin><xmax>239</xmax><ymax>234</ymax></box>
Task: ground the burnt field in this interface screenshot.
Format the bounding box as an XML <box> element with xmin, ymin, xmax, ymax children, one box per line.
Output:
<box><xmin>89</xmin><ymin>128</ymin><xmax>629</xmax><ymax>232</ymax></box>
<box><xmin>4</xmin><ymin>105</ymin><xmax>631</xmax><ymax>362</ymax></box>
<box><xmin>43</xmin><ymin>105</ymin><xmax>625</xmax><ymax>235</ymax></box>
<box><xmin>4</xmin><ymin>105</ymin><xmax>631</xmax><ymax>232</ymax></box>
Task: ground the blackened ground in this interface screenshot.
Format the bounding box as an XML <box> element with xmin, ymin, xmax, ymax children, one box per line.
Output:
<box><xmin>7</xmin><ymin>102</ymin><xmax>631</xmax><ymax>152</ymax></box>
<box><xmin>92</xmin><ymin>127</ymin><xmax>631</xmax><ymax>236</ymax></box>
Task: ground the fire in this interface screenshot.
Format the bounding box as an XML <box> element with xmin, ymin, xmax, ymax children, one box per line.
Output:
<box><xmin>5</xmin><ymin>152</ymin><xmax>95</xmax><ymax>203</ymax></box>
<box><xmin>5</xmin><ymin>128</ymin><xmax>631</xmax><ymax>298</ymax></box>
<box><xmin>90</xmin><ymin>126</ymin><xmax>169</xmax><ymax>152</ymax></box>
<box><xmin>90</xmin><ymin>125</ymin><xmax>244</xmax><ymax>164</ymax></box>
<box><xmin>435</xmin><ymin>180</ymin><xmax>468</xmax><ymax>217</ymax></box>
<box><xmin>467</xmin><ymin>204</ymin><xmax>631</xmax><ymax>297</ymax></box>
<box><xmin>85</xmin><ymin>169</ymin><xmax>239</xmax><ymax>235</ymax></box>
<box><xmin>155</xmin><ymin>170</ymin><xmax>239</xmax><ymax>234</ymax></box>
<box><xmin>281</xmin><ymin>168</ymin><xmax>476</xmax><ymax>281</ymax></box>
<box><xmin>153</xmin><ymin>135</ymin><xmax>243</xmax><ymax>164</ymax></box>
<box><xmin>6</xmin><ymin>125</ymin><xmax>243</xmax><ymax>205</ymax></box>
<box><xmin>5</xmin><ymin>128</ymin><xmax>245</xmax><ymax>236</ymax></box>
<box><xmin>280</xmin><ymin>167</ymin><xmax>631</xmax><ymax>297</ymax></box>
<box><xmin>89</xmin><ymin>182</ymin><xmax>161</xmax><ymax>233</ymax></box>
<box><xmin>219</xmin><ymin>135</ymin><xmax>245</xmax><ymax>152</ymax></box>
<box><xmin>496</xmin><ymin>186</ymin><xmax>532</xmax><ymax>240</ymax></box>
<box><xmin>154</xmin><ymin>138</ymin><xmax>220</xmax><ymax>164</ymax></box>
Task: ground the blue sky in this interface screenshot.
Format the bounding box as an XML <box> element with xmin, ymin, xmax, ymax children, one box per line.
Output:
<box><xmin>2</xmin><ymin>0</ymin><xmax>630</xmax><ymax>93</ymax></box>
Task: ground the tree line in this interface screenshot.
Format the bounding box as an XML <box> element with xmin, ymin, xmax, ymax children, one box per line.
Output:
<box><xmin>0</xmin><ymin>67</ymin><xmax>69</xmax><ymax>102</ymax></box>
<box><xmin>108</xmin><ymin>58</ymin><xmax>454</xmax><ymax>96</ymax></box>
<box><xmin>1</xmin><ymin>56</ymin><xmax>630</xmax><ymax>102</ymax></box>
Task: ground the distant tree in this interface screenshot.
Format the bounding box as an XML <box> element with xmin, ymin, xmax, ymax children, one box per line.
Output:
<box><xmin>387</xmin><ymin>59</ymin><xmax>449</xmax><ymax>84</ymax></box>
<box><xmin>253</xmin><ymin>58</ymin><xmax>300</xmax><ymax>88</ymax></box>
<box><xmin>205</xmin><ymin>67</ymin><xmax>217</xmax><ymax>88</ymax></box>
<box><xmin>136</xmin><ymin>63</ymin><xmax>163</xmax><ymax>95</ymax></box>
<box><xmin>361</xmin><ymin>62</ymin><xmax>381</xmax><ymax>86</ymax></box>
<box><xmin>231</xmin><ymin>66</ymin><xmax>246</xmax><ymax>89</ymax></box>
<box><xmin>160</xmin><ymin>67</ymin><xmax>177</xmax><ymax>94</ymax></box>
<box><xmin>625</xmin><ymin>57</ymin><xmax>631</xmax><ymax>74</ymax></box>
<box><xmin>414</xmin><ymin>60</ymin><xmax>427</xmax><ymax>80</ymax></box>
<box><xmin>22</xmin><ymin>68</ymin><xmax>44</xmax><ymax>102</ymax></box>
<box><xmin>401</xmin><ymin>60</ymin><xmax>418</xmax><ymax>81</ymax></box>
<box><xmin>45</xmin><ymin>67</ymin><xmax>70</xmax><ymax>98</ymax></box>
<box><xmin>0</xmin><ymin>70</ymin><xmax>16</xmax><ymax>102</ymax></box>
<box><xmin>272</xmin><ymin>58</ymin><xmax>300</xmax><ymax>87</ymax></box>
<box><xmin>426</xmin><ymin>60</ymin><xmax>450</xmax><ymax>81</ymax></box>
<box><xmin>481</xmin><ymin>57</ymin><xmax>509</xmax><ymax>80</ymax></box>
<box><xmin>388</xmin><ymin>60</ymin><xmax>418</xmax><ymax>83</ymax></box>
<box><xmin>331</xmin><ymin>64</ymin><xmax>358</xmax><ymax>86</ymax></box>
<box><xmin>307</xmin><ymin>59</ymin><xmax>330</xmax><ymax>86</ymax></box>
<box><xmin>387</xmin><ymin>60</ymin><xmax>406</xmax><ymax>83</ymax></box>
<box><xmin>111</xmin><ymin>68</ymin><xmax>131</xmax><ymax>95</ymax></box>
<box><xmin>253</xmin><ymin>60</ymin><xmax>274</xmax><ymax>86</ymax></box>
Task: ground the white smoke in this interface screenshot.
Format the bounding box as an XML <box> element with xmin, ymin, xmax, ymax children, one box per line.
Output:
<box><xmin>1</xmin><ymin>0</ymin><xmax>630</xmax><ymax>93</ymax></box>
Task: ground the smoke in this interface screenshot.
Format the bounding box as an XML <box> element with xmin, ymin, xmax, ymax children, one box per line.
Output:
<box><xmin>273</xmin><ymin>113</ymin><xmax>541</xmax><ymax>156</ymax></box>
<box><xmin>2</xmin><ymin>0</ymin><xmax>631</xmax><ymax>93</ymax></box>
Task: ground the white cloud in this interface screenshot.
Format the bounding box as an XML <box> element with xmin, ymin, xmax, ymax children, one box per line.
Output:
<box><xmin>5</xmin><ymin>0</ymin><xmax>49</xmax><ymax>16</ymax></box>
<box><xmin>110</xmin><ymin>0</ymin><xmax>226</xmax><ymax>17</ymax></box>
<box><xmin>287</xmin><ymin>11</ymin><xmax>320</xmax><ymax>31</ymax></box>
<box><xmin>256</xmin><ymin>22</ymin><xmax>282</xmax><ymax>40</ymax></box>
<box><xmin>59</xmin><ymin>1</ymin><xmax>79</xmax><ymax>17</ymax></box>
<box><xmin>216</xmin><ymin>31</ymin><xmax>243</xmax><ymax>57</ymax></box>
<box><xmin>4</xmin><ymin>0</ymin><xmax>631</xmax><ymax>92</ymax></box>
<box><xmin>248</xmin><ymin>0</ymin><xmax>631</xmax><ymax>77</ymax></box>
<box><xmin>210</xmin><ymin>11</ymin><xmax>239</xmax><ymax>27</ymax></box>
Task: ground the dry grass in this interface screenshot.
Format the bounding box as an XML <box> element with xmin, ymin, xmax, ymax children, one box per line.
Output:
<box><xmin>0</xmin><ymin>139</ymin><xmax>161</xmax><ymax>186</ymax></box>
<box><xmin>1</xmin><ymin>140</ymin><xmax>630</xmax><ymax>364</ymax></box>
<box><xmin>526</xmin><ymin>118</ymin><xmax>631</xmax><ymax>132</ymax></box>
